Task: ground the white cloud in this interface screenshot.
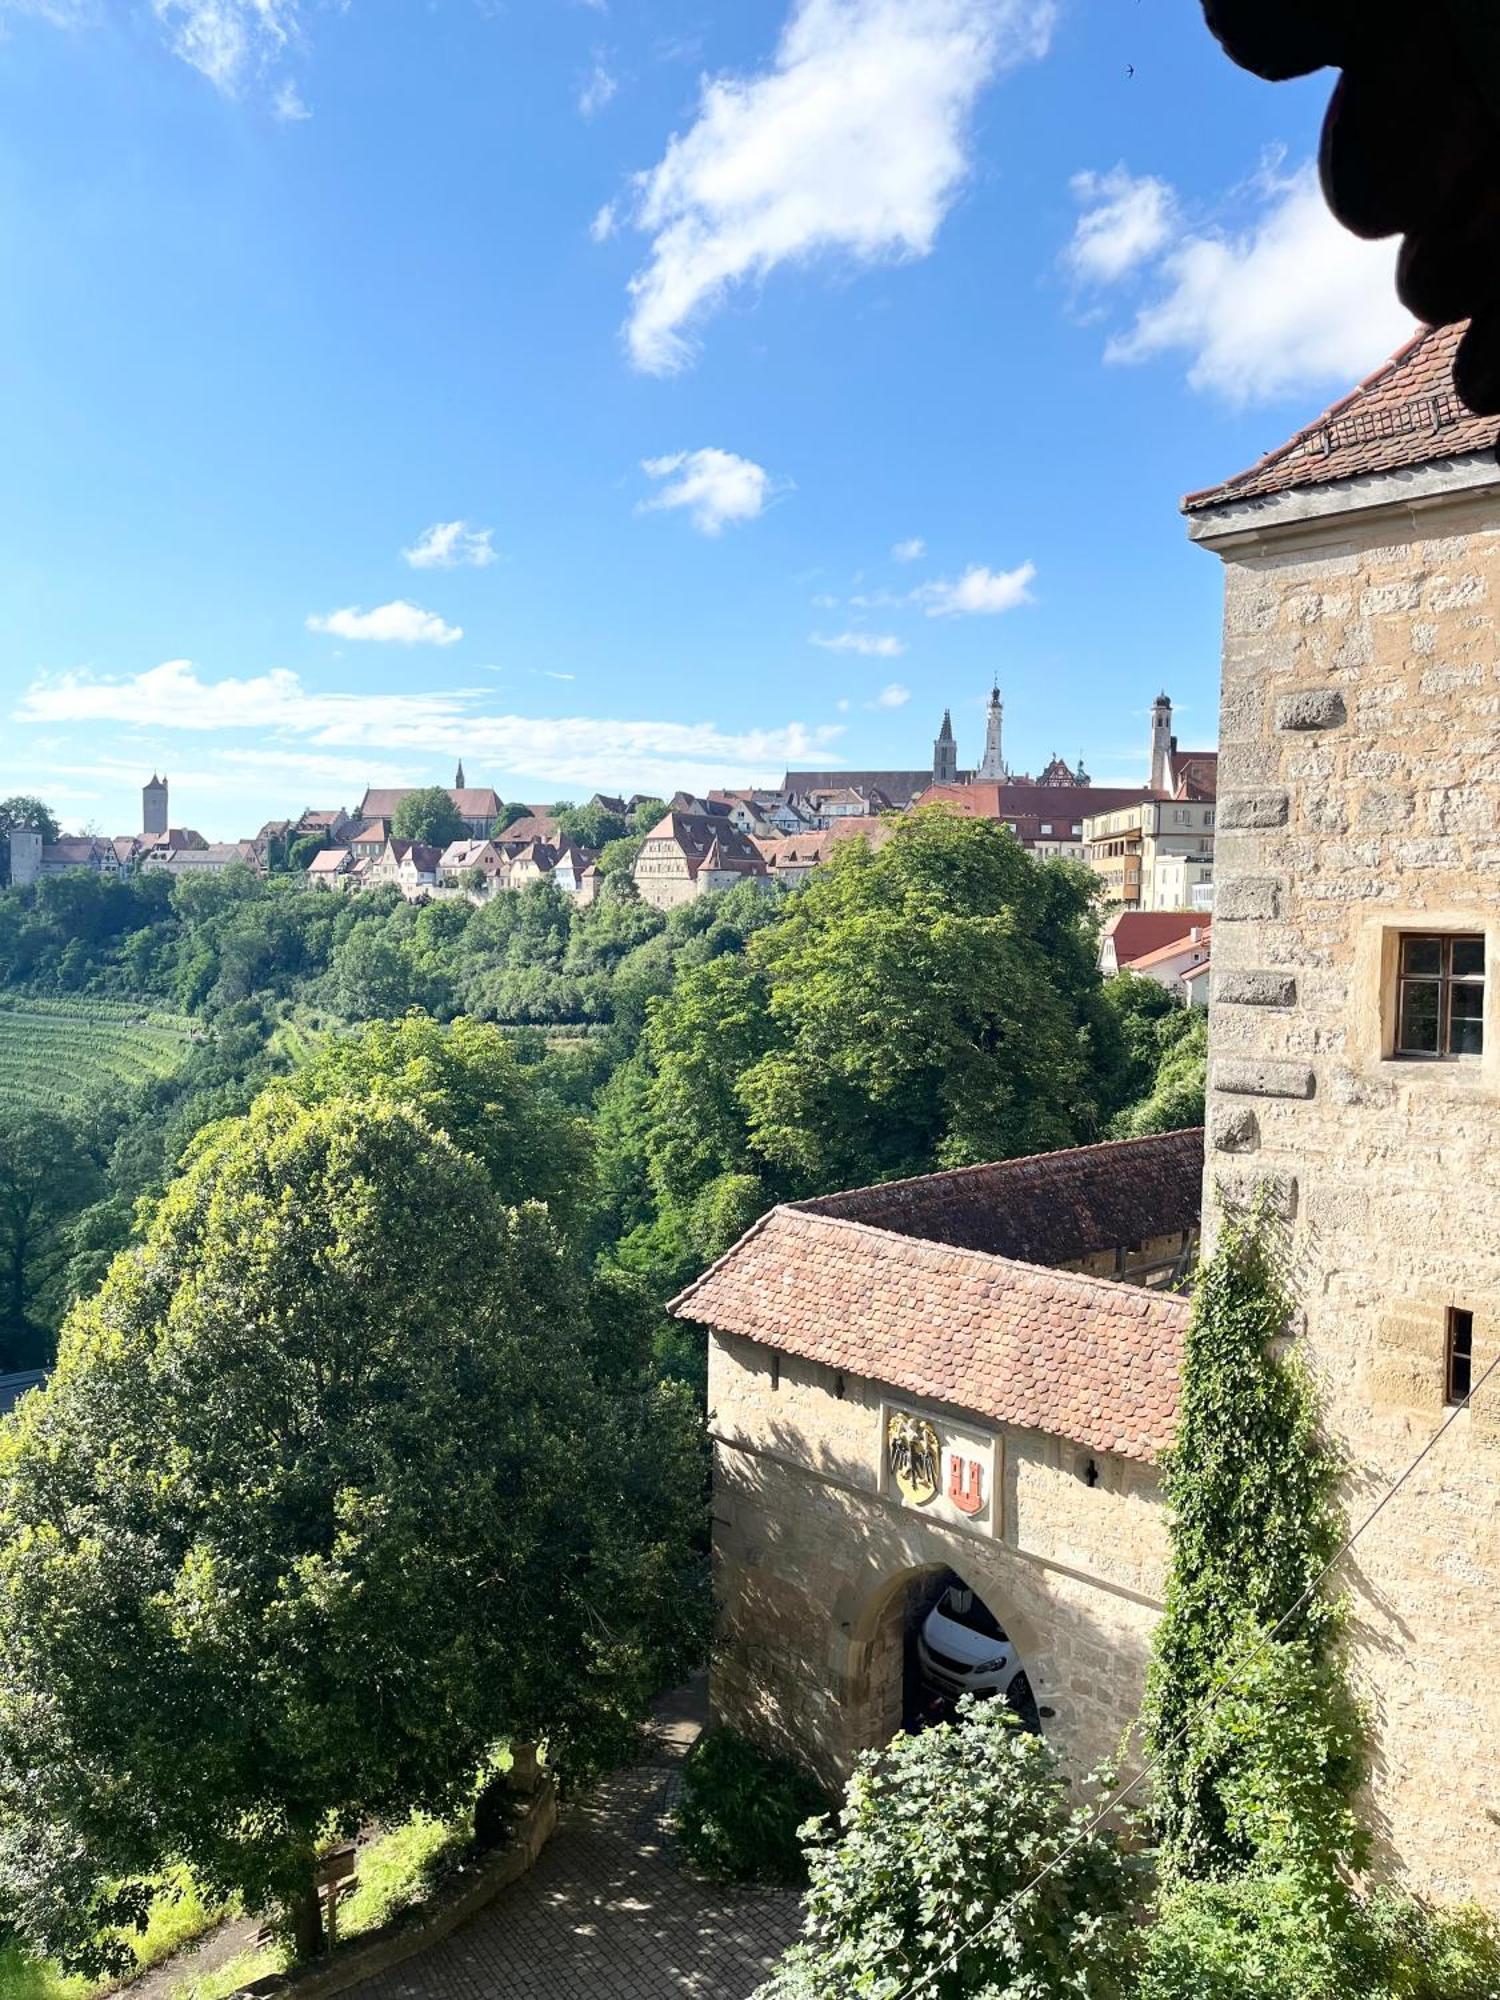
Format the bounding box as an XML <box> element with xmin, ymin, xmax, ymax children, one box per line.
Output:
<box><xmin>307</xmin><ymin>601</ymin><xmax>464</xmax><ymax>646</ymax></box>
<box><xmin>916</xmin><ymin>559</ymin><xmax>1036</xmax><ymax>616</ymax></box>
<box><xmin>578</xmin><ymin>55</ymin><xmax>618</xmax><ymax>116</ymax></box>
<box><xmin>6</xmin><ymin>0</ymin><xmax>309</xmax><ymax>95</ymax></box>
<box><xmin>810</xmin><ymin>630</ymin><xmax>906</xmax><ymax>657</ymax></box>
<box><xmin>1066</xmin><ymin>165</ymin><xmax>1174</xmax><ymax>283</ymax></box>
<box><xmin>617</xmin><ymin>0</ymin><xmax>1055</xmax><ymax>374</ymax></box>
<box><xmin>402</xmin><ymin>520</ymin><xmax>498</xmax><ymax>570</ymax></box>
<box><xmin>891</xmin><ymin>536</ymin><xmax>926</xmax><ymax>562</ymax></box>
<box><xmin>590</xmin><ymin>201</ymin><xmax>619</xmax><ymax>244</ymax></box>
<box><xmin>151</xmin><ymin>0</ymin><xmax>298</xmax><ymax>92</ymax></box>
<box><xmin>271</xmin><ymin>77</ymin><xmax>310</xmax><ymax>120</ymax></box>
<box><xmin>15</xmin><ymin>659</ymin><xmax>844</xmax><ymax>797</ymax></box>
<box><xmin>1076</xmin><ymin>157</ymin><xmax>1411</xmax><ymax>406</ymax></box>
<box><xmin>866</xmin><ymin>682</ymin><xmax>910</xmax><ymax>709</ymax></box>
<box><xmin>0</xmin><ymin>0</ymin><xmax>95</xmax><ymax>24</ymax></box>
<box><xmin>639</xmin><ymin>447</ymin><xmax>783</xmax><ymax>535</ymax></box>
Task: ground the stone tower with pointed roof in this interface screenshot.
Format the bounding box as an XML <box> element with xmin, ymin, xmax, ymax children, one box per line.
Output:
<box><xmin>143</xmin><ymin>773</ymin><xmax>168</xmax><ymax>839</ymax></box>
<box><xmin>977</xmin><ymin>682</ymin><xmax>1007</xmax><ymax>782</ymax></box>
<box><xmin>932</xmin><ymin>708</ymin><xmax>958</xmax><ymax>785</ymax></box>
<box><xmin>454</xmin><ymin>759</ymin><xmax>466</xmax><ymax>790</ymax></box>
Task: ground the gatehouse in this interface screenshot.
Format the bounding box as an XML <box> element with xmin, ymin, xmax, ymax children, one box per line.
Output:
<box><xmin>670</xmin><ymin>1130</ymin><xmax>1201</xmax><ymax>1790</ymax></box>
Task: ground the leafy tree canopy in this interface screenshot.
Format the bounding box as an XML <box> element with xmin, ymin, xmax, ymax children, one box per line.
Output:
<box><xmin>0</xmin><ymin>1109</ymin><xmax>103</xmax><ymax>1369</ymax></box>
<box><xmin>391</xmin><ymin>786</ymin><xmax>466</xmax><ymax>848</ymax></box>
<box><xmin>0</xmin><ymin>1087</ymin><xmax>706</xmax><ymax>1971</ymax></box>
<box><xmin>758</xmin><ymin>1696</ymin><xmax>1141</xmax><ymax>2000</ymax></box>
<box><xmin>491</xmin><ymin>802</ymin><xmax>533</xmax><ymax>834</ymax></box>
<box><xmin>290</xmin><ymin>1013</ymin><xmax>593</xmax><ymax>1235</ymax></box>
<box><xmin>554</xmin><ymin>802</ymin><xmax>630</xmax><ymax>851</ymax></box>
<box><xmin>629</xmin><ymin>797</ymin><xmax>668</xmax><ymax>835</ymax></box>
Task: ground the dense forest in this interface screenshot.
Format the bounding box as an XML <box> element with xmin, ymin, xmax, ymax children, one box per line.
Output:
<box><xmin>0</xmin><ymin>807</ymin><xmax>1204</xmax><ymax>1372</ymax></box>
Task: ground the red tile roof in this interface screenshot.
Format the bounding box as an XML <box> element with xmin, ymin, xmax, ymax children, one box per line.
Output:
<box><xmin>918</xmin><ymin>781</ymin><xmax>1157</xmax><ymax>829</ymax></box>
<box><xmin>1104</xmin><ymin>911</ymin><xmax>1211</xmax><ymax>968</ymax></box>
<box><xmin>1183</xmin><ymin>322</ymin><xmax>1497</xmax><ymax>513</ymax></box>
<box><xmin>671</xmin><ymin>1131</ymin><xmax>1201</xmax><ymax>1463</ymax></box>
<box><xmin>802</xmin><ymin>1129</ymin><xmax>1202</xmax><ymax>1266</ymax></box>
<box><xmin>1129</xmin><ymin>933</ymin><xmax>1211</xmax><ymax>973</ymax></box>
<box><xmin>674</xmin><ymin>1209</ymin><xmax>1188</xmax><ymax>1463</ymax></box>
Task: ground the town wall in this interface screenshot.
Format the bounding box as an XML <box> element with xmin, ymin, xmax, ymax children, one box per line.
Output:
<box><xmin>708</xmin><ymin>1331</ymin><xmax>1165</xmax><ymax>1792</ymax></box>
<box><xmin>1195</xmin><ymin>470</ymin><xmax>1500</xmax><ymax>1902</ymax></box>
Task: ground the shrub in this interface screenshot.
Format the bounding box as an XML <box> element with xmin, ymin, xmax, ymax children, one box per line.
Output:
<box><xmin>674</xmin><ymin>1729</ymin><xmax>828</xmax><ymax>1887</ymax></box>
<box><xmin>757</xmin><ymin>1696</ymin><xmax>1141</xmax><ymax>2000</ymax></box>
<box><xmin>1141</xmin><ymin>1870</ymin><xmax>1367</xmax><ymax>2000</ymax></box>
<box><xmin>1142</xmin><ymin>1876</ymin><xmax>1500</xmax><ymax>2000</ymax></box>
<box><xmin>1358</xmin><ymin>1891</ymin><xmax>1500</xmax><ymax>1999</ymax></box>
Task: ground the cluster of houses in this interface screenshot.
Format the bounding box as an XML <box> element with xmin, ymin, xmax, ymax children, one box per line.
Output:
<box><xmin>7</xmin><ymin>694</ymin><xmax>1217</xmax><ymax>966</ymax></box>
<box><xmin>625</xmin><ymin>686</ymin><xmax>1217</xmax><ymax>926</ymax></box>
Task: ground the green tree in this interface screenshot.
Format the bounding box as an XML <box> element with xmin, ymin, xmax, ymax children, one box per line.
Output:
<box><xmin>0</xmin><ymin>797</ymin><xmax>59</xmax><ymax>888</ymax></box>
<box><xmin>287</xmin><ymin>830</ymin><xmax>333</xmax><ymax>872</ymax></box>
<box><xmin>325</xmin><ymin>922</ymin><xmax>422</xmax><ymax>1019</ymax></box>
<box><xmin>758</xmin><ymin>1697</ymin><xmax>1140</xmax><ymax>2000</ymax></box>
<box><xmin>0</xmin><ymin>1089</ymin><xmax>706</xmax><ymax>1973</ymax></box>
<box><xmin>491</xmin><ymin>802</ymin><xmax>533</xmax><ymax>834</ymax></box>
<box><xmin>629</xmin><ymin>797</ymin><xmax>668</xmax><ymax>835</ymax></box>
<box><xmin>290</xmin><ymin>1013</ymin><xmax>593</xmax><ymax>1235</ymax></box>
<box><xmin>0</xmin><ymin>1109</ymin><xmax>102</xmax><ymax>1369</ymax></box>
<box><xmin>738</xmin><ymin>808</ymin><xmax>1098</xmax><ymax>1188</ymax></box>
<box><xmin>555</xmin><ymin>802</ymin><xmax>630</xmax><ymax>851</ymax></box>
<box><xmin>1113</xmin><ymin>1012</ymin><xmax>1208</xmax><ymax>1137</ymax></box>
<box><xmin>597</xmin><ymin>833</ymin><xmax>647</xmax><ymax>878</ymax></box>
<box><xmin>391</xmin><ymin>786</ymin><xmax>465</xmax><ymax>848</ymax></box>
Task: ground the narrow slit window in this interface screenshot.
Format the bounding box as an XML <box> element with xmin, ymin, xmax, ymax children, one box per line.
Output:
<box><xmin>1396</xmin><ymin>933</ymin><xmax>1485</xmax><ymax>1059</ymax></box>
<box><xmin>1447</xmin><ymin>1308</ymin><xmax>1474</xmax><ymax>1405</ymax></box>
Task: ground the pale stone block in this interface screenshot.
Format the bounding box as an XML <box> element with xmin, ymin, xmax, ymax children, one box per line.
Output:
<box><xmin>1219</xmin><ymin>791</ymin><xmax>1291</xmax><ymax>830</ymax></box>
<box><xmin>1215</xmin><ymin>969</ymin><xmax>1297</xmax><ymax>1007</ymax></box>
<box><xmin>1276</xmin><ymin>688</ymin><xmax>1348</xmax><ymax>731</ymax></box>
<box><xmin>1215</xmin><ymin>877</ymin><xmax>1284</xmax><ymax>922</ymax></box>
<box><xmin>1213</xmin><ymin>1058</ymin><xmax>1317</xmax><ymax>1100</ymax></box>
<box><xmin>1210</xmin><ymin>1104</ymin><xmax>1260</xmax><ymax>1154</ymax></box>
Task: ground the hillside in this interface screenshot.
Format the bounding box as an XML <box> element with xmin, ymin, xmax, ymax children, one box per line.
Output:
<box><xmin>0</xmin><ymin>996</ymin><xmax>197</xmax><ymax>1115</ymax></box>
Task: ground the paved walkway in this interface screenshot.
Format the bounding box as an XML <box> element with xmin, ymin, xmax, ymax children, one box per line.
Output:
<box><xmin>347</xmin><ymin>1681</ymin><xmax>804</xmax><ymax>2000</ymax></box>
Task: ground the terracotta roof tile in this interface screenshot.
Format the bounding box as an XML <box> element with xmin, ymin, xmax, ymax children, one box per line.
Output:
<box><xmin>1183</xmin><ymin>322</ymin><xmax>1497</xmax><ymax>513</ymax></box>
<box><xmin>671</xmin><ymin>1132</ymin><xmax>1201</xmax><ymax>1464</ymax></box>
<box><xmin>1105</xmin><ymin>911</ymin><xmax>1212</xmax><ymax>967</ymax></box>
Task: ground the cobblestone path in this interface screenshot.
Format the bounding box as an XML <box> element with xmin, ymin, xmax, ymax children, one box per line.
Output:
<box><xmin>347</xmin><ymin>1682</ymin><xmax>803</xmax><ymax>2000</ymax></box>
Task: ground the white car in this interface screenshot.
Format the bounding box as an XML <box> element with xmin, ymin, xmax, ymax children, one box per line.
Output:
<box><xmin>916</xmin><ymin>1583</ymin><xmax>1021</xmax><ymax>1701</ymax></box>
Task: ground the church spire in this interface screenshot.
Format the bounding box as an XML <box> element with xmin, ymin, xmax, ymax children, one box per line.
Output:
<box><xmin>977</xmin><ymin>680</ymin><xmax>1007</xmax><ymax>782</ymax></box>
<box><xmin>933</xmin><ymin>707</ymin><xmax>958</xmax><ymax>784</ymax></box>
<box><xmin>454</xmin><ymin>759</ymin><xmax>467</xmax><ymax>790</ymax></box>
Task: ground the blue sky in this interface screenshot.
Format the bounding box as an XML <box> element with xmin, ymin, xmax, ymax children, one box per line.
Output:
<box><xmin>0</xmin><ymin>0</ymin><xmax>1413</xmax><ymax>838</ymax></box>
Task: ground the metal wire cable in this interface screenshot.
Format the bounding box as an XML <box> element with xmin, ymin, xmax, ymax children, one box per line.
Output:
<box><xmin>891</xmin><ymin>1347</ymin><xmax>1500</xmax><ymax>1999</ymax></box>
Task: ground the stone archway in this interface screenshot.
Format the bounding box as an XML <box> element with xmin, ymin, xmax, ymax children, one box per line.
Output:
<box><xmin>831</xmin><ymin>1562</ymin><xmax>1045</xmax><ymax>1764</ymax></box>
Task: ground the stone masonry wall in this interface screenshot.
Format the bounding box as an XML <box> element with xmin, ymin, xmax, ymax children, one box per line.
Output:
<box><xmin>1201</xmin><ymin>481</ymin><xmax>1500</xmax><ymax>1901</ymax></box>
<box><xmin>708</xmin><ymin>1332</ymin><xmax>1165</xmax><ymax>1793</ymax></box>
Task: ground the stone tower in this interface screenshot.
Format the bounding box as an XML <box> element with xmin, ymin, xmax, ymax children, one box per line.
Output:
<box><xmin>143</xmin><ymin>773</ymin><xmax>168</xmax><ymax>839</ymax></box>
<box><xmin>454</xmin><ymin>760</ymin><xmax>466</xmax><ymax>790</ymax></box>
<box><xmin>977</xmin><ymin>682</ymin><xmax>1007</xmax><ymax>781</ymax></box>
<box><xmin>1148</xmin><ymin>693</ymin><xmax>1174</xmax><ymax>793</ymax></box>
<box><xmin>933</xmin><ymin>709</ymin><xmax>958</xmax><ymax>785</ymax></box>
<box><xmin>7</xmin><ymin>826</ymin><xmax>43</xmax><ymax>888</ymax></box>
